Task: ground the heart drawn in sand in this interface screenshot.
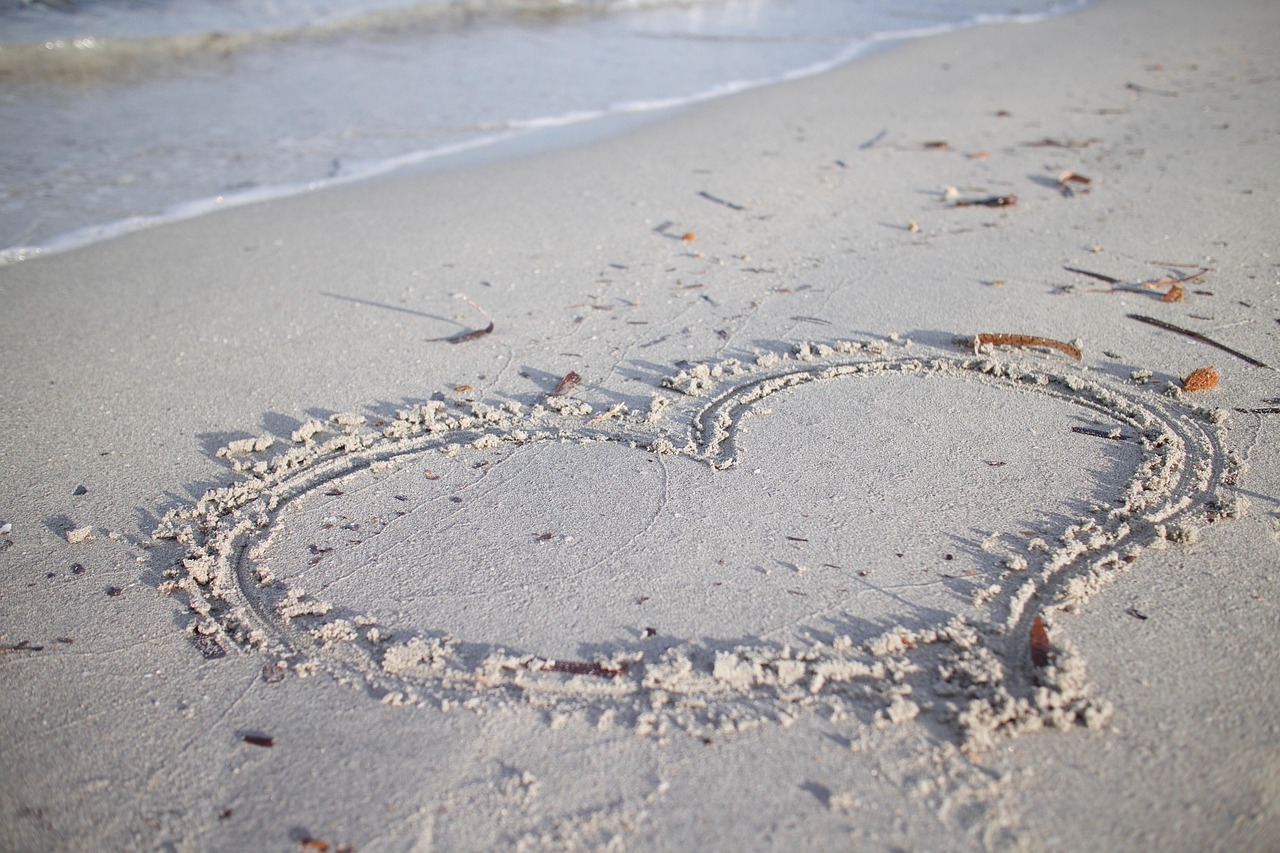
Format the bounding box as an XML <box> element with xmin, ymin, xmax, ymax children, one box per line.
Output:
<box><xmin>157</xmin><ymin>339</ymin><xmax>1231</xmax><ymax>747</ymax></box>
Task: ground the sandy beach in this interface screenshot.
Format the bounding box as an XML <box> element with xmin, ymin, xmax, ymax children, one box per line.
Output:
<box><xmin>2</xmin><ymin>0</ymin><xmax>1278</xmax><ymax>849</ymax></box>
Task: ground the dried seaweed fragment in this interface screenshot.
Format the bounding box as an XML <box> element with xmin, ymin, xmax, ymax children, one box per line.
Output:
<box><xmin>1181</xmin><ymin>366</ymin><xmax>1219</xmax><ymax>392</ymax></box>
<box><xmin>973</xmin><ymin>333</ymin><xmax>1082</xmax><ymax>361</ymax></box>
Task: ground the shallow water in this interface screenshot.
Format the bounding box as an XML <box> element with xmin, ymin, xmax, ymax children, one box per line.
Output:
<box><xmin>0</xmin><ymin>0</ymin><xmax>1085</xmax><ymax>262</ymax></box>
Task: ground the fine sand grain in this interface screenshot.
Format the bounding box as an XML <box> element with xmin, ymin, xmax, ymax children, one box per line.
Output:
<box><xmin>1</xmin><ymin>0</ymin><xmax>1278</xmax><ymax>850</ymax></box>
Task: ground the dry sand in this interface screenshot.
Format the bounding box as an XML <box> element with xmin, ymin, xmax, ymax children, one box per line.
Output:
<box><xmin>1</xmin><ymin>0</ymin><xmax>1278</xmax><ymax>850</ymax></box>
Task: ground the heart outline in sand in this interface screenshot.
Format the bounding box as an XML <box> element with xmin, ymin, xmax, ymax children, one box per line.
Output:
<box><xmin>157</xmin><ymin>339</ymin><xmax>1231</xmax><ymax>747</ymax></box>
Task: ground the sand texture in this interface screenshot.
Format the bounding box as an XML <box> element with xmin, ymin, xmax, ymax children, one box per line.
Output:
<box><xmin>1</xmin><ymin>0</ymin><xmax>1278</xmax><ymax>850</ymax></box>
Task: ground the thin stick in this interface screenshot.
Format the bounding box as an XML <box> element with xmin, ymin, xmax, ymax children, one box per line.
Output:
<box><xmin>1127</xmin><ymin>314</ymin><xmax>1269</xmax><ymax>368</ymax></box>
<box><xmin>953</xmin><ymin>194</ymin><xmax>1017</xmax><ymax>208</ymax></box>
<box><xmin>698</xmin><ymin>190</ymin><xmax>745</xmax><ymax>211</ymax></box>
<box><xmin>973</xmin><ymin>333</ymin><xmax>1082</xmax><ymax>361</ymax></box>
<box><xmin>1064</xmin><ymin>266</ymin><xmax>1121</xmax><ymax>284</ymax></box>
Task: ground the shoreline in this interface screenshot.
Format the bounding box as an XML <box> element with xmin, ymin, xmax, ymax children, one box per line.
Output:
<box><xmin>0</xmin><ymin>1</ymin><xmax>1083</xmax><ymax>265</ymax></box>
<box><xmin>1</xmin><ymin>0</ymin><xmax>1277</xmax><ymax>850</ymax></box>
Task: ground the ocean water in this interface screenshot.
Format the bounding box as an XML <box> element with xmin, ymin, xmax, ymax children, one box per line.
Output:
<box><xmin>0</xmin><ymin>0</ymin><xmax>1085</xmax><ymax>263</ymax></box>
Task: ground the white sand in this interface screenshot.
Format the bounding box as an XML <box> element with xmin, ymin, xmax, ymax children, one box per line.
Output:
<box><xmin>1</xmin><ymin>0</ymin><xmax>1278</xmax><ymax>849</ymax></box>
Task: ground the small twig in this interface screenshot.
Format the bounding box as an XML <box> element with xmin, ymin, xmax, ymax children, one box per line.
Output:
<box><xmin>1127</xmin><ymin>314</ymin><xmax>1269</xmax><ymax>368</ymax></box>
<box><xmin>1071</xmin><ymin>426</ymin><xmax>1126</xmax><ymax>441</ymax></box>
<box><xmin>1021</xmin><ymin>137</ymin><xmax>1100</xmax><ymax>149</ymax></box>
<box><xmin>953</xmin><ymin>194</ymin><xmax>1017</xmax><ymax>208</ymax></box>
<box><xmin>698</xmin><ymin>190</ymin><xmax>745</xmax><ymax>211</ymax></box>
<box><xmin>859</xmin><ymin>128</ymin><xmax>888</xmax><ymax>150</ymax></box>
<box><xmin>973</xmin><ymin>333</ymin><xmax>1082</xmax><ymax>361</ymax></box>
<box><xmin>1068</xmin><ymin>266</ymin><xmax>1206</xmax><ymax>302</ymax></box>
<box><xmin>1145</xmin><ymin>269</ymin><xmax>1208</xmax><ymax>288</ymax></box>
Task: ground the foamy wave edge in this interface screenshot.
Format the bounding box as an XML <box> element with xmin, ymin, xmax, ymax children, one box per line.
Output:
<box><xmin>0</xmin><ymin>1</ymin><xmax>1088</xmax><ymax>267</ymax></box>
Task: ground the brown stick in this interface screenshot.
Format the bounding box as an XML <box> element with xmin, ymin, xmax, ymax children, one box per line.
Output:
<box><xmin>973</xmin><ymin>333</ymin><xmax>1082</xmax><ymax>361</ymax></box>
<box><xmin>1127</xmin><ymin>314</ymin><xmax>1269</xmax><ymax>368</ymax></box>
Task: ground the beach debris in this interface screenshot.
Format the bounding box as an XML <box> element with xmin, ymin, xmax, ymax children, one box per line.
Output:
<box><xmin>923</xmin><ymin>140</ymin><xmax>950</xmax><ymax>150</ymax></box>
<box><xmin>436</xmin><ymin>293</ymin><xmax>494</xmax><ymax>344</ymax></box>
<box><xmin>0</xmin><ymin>522</ymin><xmax>10</xmax><ymax>536</ymax></box>
<box><xmin>65</xmin><ymin>525</ymin><xmax>93</xmax><ymax>544</ymax></box>
<box><xmin>1021</xmin><ymin>137</ymin><xmax>1100</xmax><ymax>149</ymax></box>
<box><xmin>586</xmin><ymin>403</ymin><xmax>627</xmax><ymax>425</ymax></box>
<box><xmin>1127</xmin><ymin>314</ymin><xmax>1268</xmax><ymax>368</ymax></box>
<box><xmin>299</xmin><ymin>839</ymin><xmax>331</xmax><ymax>853</ymax></box>
<box><xmin>859</xmin><ymin>128</ymin><xmax>888</xmax><ymax>149</ymax></box>
<box><xmin>1056</xmin><ymin>170</ymin><xmax>1092</xmax><ymax>197</ymax></box>
<box><xmin>72</xmin><ymin>485</ymin><xmax>88</xmax><ymax>496</ymax></box>
<box><xmin>1181</xmin><ymin>366</ymin><xmax>1219</xmax><ymax>392</ymax></box>
<box><xmin>697</xmin><ymin>190</ymin><xmax>745</xmax><ymax>211</ymax></box>
<box><xmin>953</xmin><ymin>194</ymin><xmax>1016</xmax><ymax>208</ymax></box>
<box><xmin>1029</xmin><ymin>615</ymin><xmax>1051</xmax><ymax>667</ymax></box>
<box><xmin>0</xmin><ymin>641</ymin><xmax>43</xmax><ymax>654</ymax></box>
<box><xmin>941</xmin><ymin>186</ymin><xmax>960</xmax><ymax>202</ymax></box>
<box><xmin>1124</xmin><ymin>607</ymin><xmax>1149</xmax><ymax>620</ymax></box>
<box><xmin>106</xmin><ymin>586</ymin><xmax>123</xmax><ymax>597</ymax></box>
<box><xmin>1072</xmin><ymin>426</ymin><xmax>1126</xmax><ymax>441</ymax></box>
<box><xmin>549</xmin><ymin>371</ymin><xmax>582</xmax><ymax>397</ymax></box>
<box><xmin>681</xmin><ymin>231</ymin><xmax>696</xmax><ymax>242</ymax></box>
<box><xmin>242</xmin><ymin>734</ymin><xmax>275</xmax><ymax>748</ymax></box>
<box><xmin>968</xmin><ymin>150</ymin><xmax>990</xmax><ymax>160</ymax></box>
<box><xmin>972</xmin><ymin>333</ymin><xmax>1082</xmax><ymax>361</ymax></box>
<box><xmin>907</xmin><ymin>220</ymin><xmax>920</xmax><ymax>233</ymax></box>
<box><xmin>1067</xmin><ymin>266</ymin><xmax>1206</xmax><ymax>302</ymax></box>
<box><xmin>445</xmin><ymin>322</ymin><xmax>493</xmax><ymax>345</ymax></box>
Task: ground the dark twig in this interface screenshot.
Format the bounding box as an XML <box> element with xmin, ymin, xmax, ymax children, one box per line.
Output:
<box><xmin>698</xmin><ymin>190</ymin><xmax>745</xmax><ymax>211</ymax></box>
<box><xmin>953</xmin><ymin>194</ymin><xmax>1017</xmax><ymax>208</ymax></box>
<box><xmin>1072</xmin><ymin>426</ymin><xmax>1127</xmax><ymax>441</ymax></box>
<box><xmin>1127</xmin><ymin>314</ymin><xmax>1269</xmax><ymax>368</ymax></box>
<box><xmin>1064</xmin><ymin>266</ymin><xmax>1121</xmax><ymax>284</ymax></box>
